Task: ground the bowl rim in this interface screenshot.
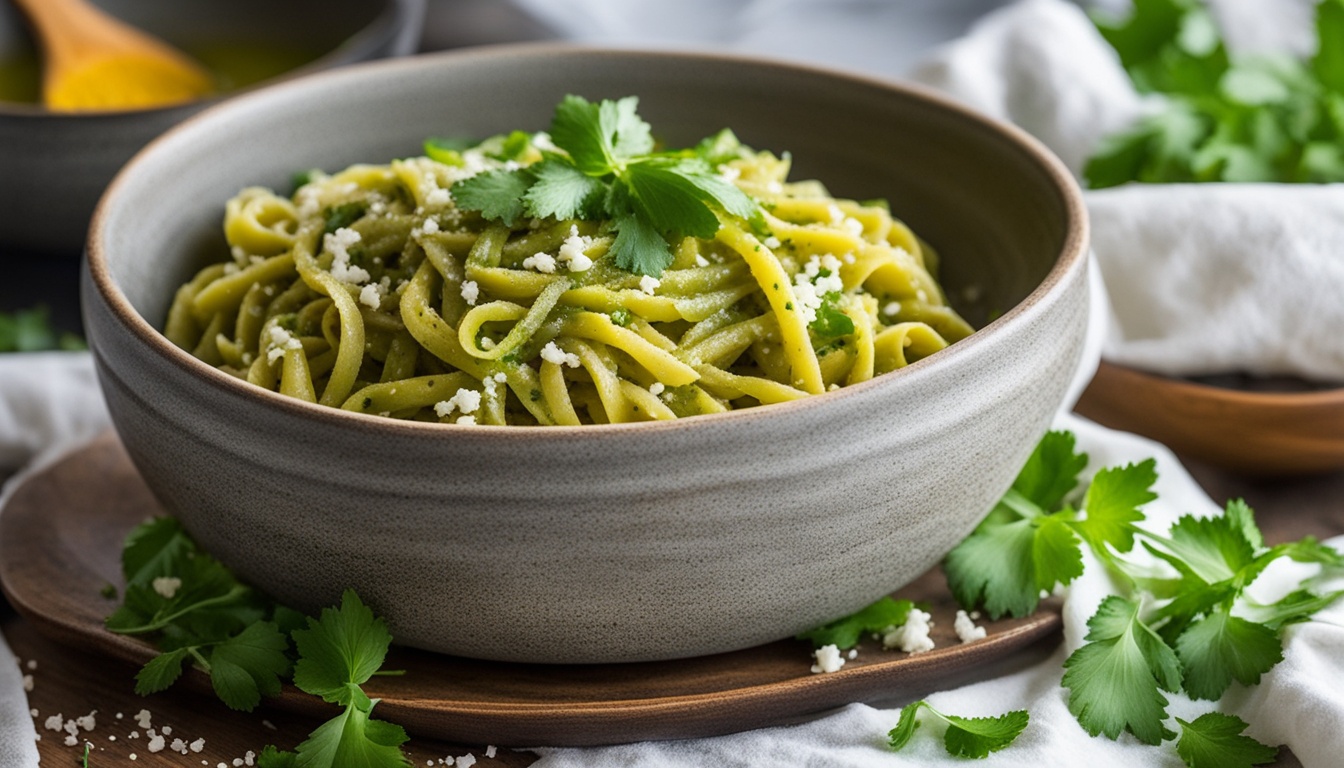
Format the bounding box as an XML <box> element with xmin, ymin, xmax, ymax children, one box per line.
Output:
<box><xmin>0</xmin><ymin>0</ymin><xmax>422</xmax><ymax>118</ymax></box>
<box><xmin>86</xmin><ymin>43</ymin><xmax>1090</xmax><ymax>441</ymax></box>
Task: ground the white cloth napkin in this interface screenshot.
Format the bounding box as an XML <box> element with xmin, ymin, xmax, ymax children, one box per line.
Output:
<box><xmin>0</xmin><ymin>352</ymin><xmax>111</xmax><ymax>768</ymax></box>
<box><xmin>910</xmin><ymin>0</ymin><xmax>1344</xmax><ymax>381</ymax></box>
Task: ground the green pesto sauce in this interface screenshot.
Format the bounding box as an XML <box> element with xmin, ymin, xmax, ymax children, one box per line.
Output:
<box><xmin>0</xmin><ymin>41</ymin><xmax>322</xmax><ymax>105</ymax></box>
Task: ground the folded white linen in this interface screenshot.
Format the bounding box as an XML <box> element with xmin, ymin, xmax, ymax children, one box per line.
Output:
<box><xmin>911</xmin><ymin>0</ymin><xmax>1344</xmax><ymax>381</ymax></box>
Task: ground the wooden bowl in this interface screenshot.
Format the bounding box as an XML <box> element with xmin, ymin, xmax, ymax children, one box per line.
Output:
<box><xmin>1075</xmin><ymin>361</ymin><xmax>1344</xmax><ymax>476</ymax></box>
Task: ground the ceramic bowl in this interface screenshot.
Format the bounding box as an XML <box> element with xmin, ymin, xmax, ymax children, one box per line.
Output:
<box><xmin>83</xmin><ymin>47</ymin><xmax>1090</xmax><ymax>664</ymax></box>
<box><xmin>0</xmin><ymin>0</ymin><xmax>425</xmax><ymax>255</ymax></box>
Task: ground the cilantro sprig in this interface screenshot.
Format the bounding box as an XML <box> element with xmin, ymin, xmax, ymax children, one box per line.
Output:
<box><xmin>0</xmin><ymin>305</ymin><xmax>84</xmax><ymax>352</ymax></box>
<box><xmin>796</xmin><ymin>596</ymin><xmax>913</xmax><ymax>650</ymax></box>
<box><xmin>108</xmin><ymin>518</ymin><xmax>411</xmax><ymax>768</ymax></box>
<box><xmin>941</xmin><ymin>430</ymin><xmax>1344</xmax><ymax>765</ymax></box>
<box><xmin>450</xmin><ymin>95</ymin><xmax>762</xmax><ymax>277</ymax></box>
<box><xmin>887</xmin><ymin>700</ymin><xmax>1029</xmax><ymax>759</ymax></box>
<box><xmin>1086</xmin><ymin>0</ymin><xmax>1344</xmax><ymax>186</ymax></box>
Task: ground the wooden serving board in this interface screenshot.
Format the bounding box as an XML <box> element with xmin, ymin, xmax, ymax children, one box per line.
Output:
<box><xmin>0</xmin><ymin>432</ymin><xmax>1062</xmax><ymax>751</ymax></box>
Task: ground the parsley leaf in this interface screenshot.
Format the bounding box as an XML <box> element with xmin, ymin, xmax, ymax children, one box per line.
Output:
<box><xmin>1013</xmin><ymin>430</ymin><xmax>1088</xmax><ymax>511</ymax></box>
<box><xmin>283</xmin><ymin>700</ymin><xmax>409</xmax><ymax>768</ymax></box>
<box><xmin>1075</xmin><ymin>459</ymin><xmax>1158</xmax><ymax>554</ymax></box>
<box><xmin>796</xmin><ymin>596</ymin><xmax>913</xmax><ymax>649</ymax></box>
<box><xmin>888</xmin><ymin>700</ymin><xmax>1029</xmax><ymax>759</ymax></box>
<box><xmin>1062</xmin><ymin>595</ymin><xmax>1181</xmax><ymax>745</ymax></box>
<box><xmin>810</xmin><ymin>294</ymin><xmax>855</xmax><ymax>339</ymax></box>
<box><xmin>1175</xmin><ymin>713</ymin><xmax>1279</xmax><ymax>768</ymax></box>
<box><xmin>610</xmin><ymin>212</ymin><xmax>675</xmax><ymax>277</ymax></box>
<box><xmin>209</xmin><ymin>622</ymin><xmax>292</xmax><ymax>711</ymax></box>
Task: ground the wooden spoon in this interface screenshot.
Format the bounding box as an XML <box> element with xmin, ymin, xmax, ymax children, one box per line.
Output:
<box><xmin>13</xmin><ymin>0</ymin><xmax>215</xmax><ymax>111</ymax></box>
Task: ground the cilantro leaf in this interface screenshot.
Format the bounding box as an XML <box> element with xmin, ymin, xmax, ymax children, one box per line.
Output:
<box><xmin>121</xmin><ymin>516</ymin><xmax>194</xmax><ymax>588</ymax></box>
<box><xmin>1161</xmin><ymin>513</ymin><xmax>1257</xmax><ymax>585</ymax></box>
<box><xmin>809</xmin><ymin>295</ymin><xmax>855</xmax><ymax>339</ymax></box>
<box><xmin>1076</xmin><ymin>458</ymin><xmax>1158</xmax><ymax>554</ymax></box>
<box><xmin>624</xmin><ymin>160</ymin><xmax>723</xmax><ymax>239</ymax></box>
<box><xmin>609</xmin><ymin>212</ymin><xmax>675</xmax><ymax>277</ymax></box>
<box><xmin>888</xmin><ymin>700</ymin><xmax>1029</xmax><ymax>759</ymax></box>
<box><xmin>450</xmin><ymin>169</ymin><xmax>534</xmax><ymax>228</ymax></box>
<box><xmin>1033</xmin><ymin>515</ymin><xmax>1086</xmax><ymax>591</ymax></box>
<box><xmin>523</xmin><ymin>159</ymin><xmax>605</xmax><ymax>220</ymax></box>
<box><xmin>290</xmin><ymin>700</ymin><xmax>410</xmax><ymax>768</ymax></box>
<box><xmin>796</xmin><ymin>596</ymin><xmax>912</xmax><ymax>649</ymax></box>
<box><xmin>0</xmin><ymin>306</ymin><xmax>85</xmax><ymax>353</ymax></box>
<box><xmin>549</xmin><ymin>94</ymin><xmax>651</xmax><ymax>175</ymax></box>
<box><xmin>1062</xmin><ymin>595</ymin><xmax>1181</xmax><ymax>744</ymax></box>
<box><xmin>1314</xmin><ymin>0</ymin><xmax>1344</xmax><ymax>93</ymax></box>
<box><xmin>1175</xmin><ymin>712</ymin><xmax>1278</xmax><ymax>768</ymax></box>
<box><xmin>256</xmin><ymin>745</ymin><xmax>298</xmax><ymax>768</ymax></box>
<box><xmin>1240</xmin><ymin>588</ymin><xmax>1344</xmax><ymax>631</ymax></box>
<box><xmin>134</xmin><ymin>648</ymin><xmax>192</xmax><ymax>696</ymax></box>
<box><xmin>1176</xmin><ymin>610</ymin><xmax>1282</xmax><ymax>700</ymax></box>
<box><xmin>209</xmin><ymin>622</ymin><xmax>292</xmax><ymax>711</ymax></box>
<box><xmin>292</xmin><ymin>590</ymin><xmax>393</xmax><ymax>706</ymax></box>
<box><xmin>1012</xmin><ymin>430</ymin><xmax>1088</xmax><ymax>510</ymax></box>
<box><xmin>944</xmin><ymin>515</ymin><xmax>1039</xmax><ymax>619</ymax></box>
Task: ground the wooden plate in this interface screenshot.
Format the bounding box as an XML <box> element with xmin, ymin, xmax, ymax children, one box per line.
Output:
<box><xmin>1077</xmin><ymin>361</ymin><xmax>1344</xmax><ymax>476</ymax></box>
<box><xmin>0</xmin><ymin>432</ymin><xmax>1061</xmax><ymax>747</ymax></box>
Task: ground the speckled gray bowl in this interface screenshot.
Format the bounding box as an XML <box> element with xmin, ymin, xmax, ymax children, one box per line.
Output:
<box><xmin>0</xmin><ymin>0</ymin><xmax>424</xmax><ymax>255</ymax></box>
<box><xmin>83</xmin><ymin>47</ymin><xmax>1089</xmax><ymax>664</ymax></box>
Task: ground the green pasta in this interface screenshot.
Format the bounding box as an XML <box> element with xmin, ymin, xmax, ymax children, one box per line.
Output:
<box><xmin>166</xmin><ymin>108</ymin><xmax>973</xmax><ymax>426</ymax></box>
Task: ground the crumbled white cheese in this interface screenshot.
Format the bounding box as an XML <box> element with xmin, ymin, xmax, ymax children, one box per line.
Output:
<box><xmin>883</xmin><ymin>302</ymin><xmax>901</xmax><ymax>317</ymax></box>
<box><xmin>810</xmin><ymin>644</ymin><xmax>846</xmax><ymax>674</ymax></box>
<box><xmin>827</xmin><ymin>204</ymin><xmax>844</xmax><ymax>224</ymax></box>
<box><xmin>791</xmin><ymin>254</ymin><xmax>846</xmax><ymax>324</ymax></box>
<box><xmin>171</xmin><ymin>738</ymin><xmax>188</xmax><ymax>754</ymax></box>
<box><xmin>456</xmin><ymin>415</ymin><xmax>477</xmax><ymax>426</ymax></box>
<box><xmin>265</xmin><ymin>325</ymin><xmax>303</xmax><ymax>364</ymax></box>
<box><xmin>75</xmin><ymin>711</ymin><xmax>96</xmax><ymax>732</ymax></box>
<box><xmin>638</xmin><ymin>275</ymin><xmax>661</xmax><ymax>295</ymax></box>
<box><xmin>694</xmin><ymin>254</ymin><xmax>710</xmax><ymax>267</ymax></box>
<box><xmin>43</xmin><ymin>714</ymin><xmax>62</xmax><ymax>732</ymax></box>
<box><xmin>717</xmin><ymin>165</ymin><xmax>741</xmax><ymax>183</ymax></box>
<box><xmin>433</xmin><ymin>388</ymin><xmax>482</xmax><ymax>418</ymax></box>
<box><xmin>152</xmin><ymin>576</ymin><xmax>181</xmax><ymax>599</ymax></box>
<box><xmin>557</xmin><ymin>225</ymin><xmax>594</xmax><ymax>272</ymax></box>
<box><xmin>359</xmin><ymin>282</ymin><xmax>383</xmax><ymax>310</ymax></box>
<box><xmin>190</xmin><ymin>738</ymin><xmax>205</xmax><ymax>752</ymax></box>
<box><xmin>147</xmin><ymin>734</ymin><xmax>166</xmax><ymax>753</ymax></box>
<box><xmin>135</xmin><ymin>709</ymin><xmax>152</xmax><ymax>730</ymax></box>
<box><xmin>883</xmin><ymin>609</ymin><xmax>935</xmax><ymax>654</ymax></box>
<box><xmin>456</xmin><ymin>755</ymin><xmax>477</xmax><ymax>768</ymax></box>
<box><xmin>522</xmin><ymin>252</ymin><xmax>557</xmax><ymax>273</ymax></box>
<box><xmin>485</xmin><ymin>746</ymin><xmax>497</xmax><ymax>759</ymax></box>
<box><xmin>954</xmin><ymin>610</ymin><xmax>987</xmax><ymax>643</ymax></box>
<box><xmin>648</xmin><ymin>382</ymin><xmax>665</xmax><ymax>396</ymax></box>
<box><xmin>847</xmin><ymin>649</ymin><xmax>858</xmax><ymax>660</ymax></box>
<box><xmin>63</xmin><ymin>735</ymin><xmax>78</xmax><ymax>747</ymax></box>
<box><xmin>421</xmin><ymin>217</ymin><xmax>440</xmax><ymax>235</ymax></box>
<box><xmin>763</xmin><ymin>236</ymin><xmax>782</xmax><ymax>249</ymax></box>
<box><xmin>425</xmin><ymin>188</ymin><xmax>451</xmax><ymax>207</ymax></box>
<box><xmin>325</xmin><ymin>227</ymin><xmax>370</xmax><ymax>284</ymax></box>
<box><xmin>540</xmin><ymin>341</ymin><xmax>581</xmax><ymax>368</ymax></box>
<box><xmin>460</xmin><ymin>280</ymin><xmax>479</xmax><ymax>306</ymax></box>
<box><xmin>21</xmin><ymin>675</ymin><xmax>31</xmax><ymax>692</ymax></box>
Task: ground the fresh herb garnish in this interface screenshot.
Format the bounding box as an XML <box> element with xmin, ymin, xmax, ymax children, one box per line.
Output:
<box><xmin>0</xmin><ymin>306</ymin><xmax>84</xmax><ymax>352</ymax></box>
<box><xmin>258</xmin><ymin>590</ymin><xmax>410</xmax><ymax>768</ymax></box>
<box><xmin>450</xmin><ymin>95</ymin><xmax>762</xmax><ymax>277</ymax></box>
<box><xmin>1175</xmin><ymin>712</ymin><xmax>1280</xmax><ymax>768</ymax></box>
<box><xmin>887</xmin><ymin>700</ymin><xmax>1029</xmax><ymax>759</ymax></box>
<box><xmin>1086</xmin><ymin>0</ymin><xmax>1344</xmax><ymax>186</ymax></box>
<box><xmin>108</xmin><ymin>518</ymin><xmax>412</xmax><ymax>767</ymax></box>
<box><xmin>940</xmin><ymin>429</ymin><xmax>1343</xmax><ymax>764</ymax></box>
<box><xmin>796</xmin><ymin>596</ymin><xmax>913</xmax><ymax>650</ymax></box>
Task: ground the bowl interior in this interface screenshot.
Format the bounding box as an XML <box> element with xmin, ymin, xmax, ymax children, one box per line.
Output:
<box><xmin>95</xmin><ymin>47</ymin><xmax>1075</xmax><ymax>340</ymax></box>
